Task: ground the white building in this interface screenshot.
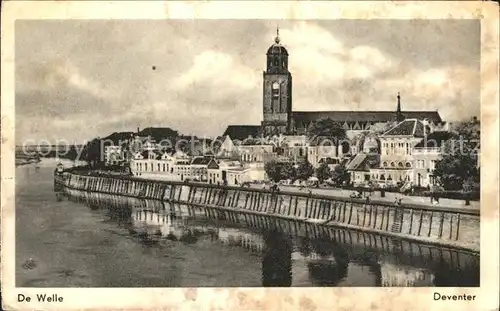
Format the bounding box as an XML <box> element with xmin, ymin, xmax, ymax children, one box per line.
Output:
<box><xmin>412</xmin><ymin>131</ymin><xmax>454</xmax><ymax>188</ymax></box>
<box><xmin>207</xmin><ymin>159</ymin><xmax>243</xmax><ymax>185</ymax></box>
<box><xmin>130</xmin><ymin>150</ymin><xmax>192</xmax><ymax>181</ymax></box>
<box><xmin>189</xmin><ymin>156</ymin><xmax>213</xmax><ymax>182</ymax></box>
<box><xmin>369</xmin><ymin>119</ymin><xmax>427</xmax><ymax>187</ymax></box>
<box><xmin>238</xmin><ymin>144</ymin><xmax>274</xmax><ymax>163</ymax></box>
<box><xmin>345</xmin><ymin>119</ymin><xmax>458</xmax><ymax>189</ymax></box>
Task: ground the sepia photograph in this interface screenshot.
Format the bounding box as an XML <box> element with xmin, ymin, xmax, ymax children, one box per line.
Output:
<box><xmin>2</xmin><ymin>1</ymin><xmax>499</xmax><ymax>310</ymax></box>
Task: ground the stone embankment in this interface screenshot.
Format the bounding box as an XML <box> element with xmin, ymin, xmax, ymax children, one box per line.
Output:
<box><xmin>54</xmin><ymin>170</ymin><xmax>480</xmax><ymax>252</ymax></box>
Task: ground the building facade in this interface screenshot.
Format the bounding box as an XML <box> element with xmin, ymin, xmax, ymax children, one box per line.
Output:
<box><xmin>261</xmin><ymin>28</ymin><xmax>293</xmax><ymax>136</ymax></box>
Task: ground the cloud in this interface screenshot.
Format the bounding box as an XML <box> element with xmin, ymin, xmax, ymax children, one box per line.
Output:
<box><xmin>276</xmin><ymin>22</ymin><xmax>398</xmax><ymax>111</ymax></box>
<box><xmin>172</xmin><ymin>50</ymin><xmax>258</xmax><ymax>91</ymax></box>
<box><xmin>14</xmin><ymin>20</ymin><xmax>480</xmax><ymax>144</ymax></box>
<box><xmin>17</xmin><ymin>58</ymin><xmax>112</xmax><ymax>99</ymax></box>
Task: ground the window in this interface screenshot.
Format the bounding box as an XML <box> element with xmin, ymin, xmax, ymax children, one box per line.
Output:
<box><xmin>272</xmin><ymin>82</ymin><xmax>280</xmax><ymax>98</ymax></box>
<box><xmin>390</xmin><ymin>162</ymin><xmax>395</xmax><ymax>167</ymax></box>
<box><xmin>383</xmin><ymin>161</ymin><xmax>388</xmax><ymax>167</ymax></box>
<box><xmin>405</xmin><ymin>162</ymin><xmax>412</xmax><ymax>168</ymax></box>
<box><xmin>429</xmin><ymin>160</ymin><xmax>436</xmax><ymax>170</ymax></box>
<box><xmin>163</xmin><ymin>164</ymin><xmax>166</xmax><ymax>172</ymax></box>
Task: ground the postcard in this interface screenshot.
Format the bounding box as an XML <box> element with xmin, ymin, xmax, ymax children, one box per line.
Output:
<box><xmin>1</xmin><ymin>1</ymin><xmax>499</xmax><ymax>310</ymax></box>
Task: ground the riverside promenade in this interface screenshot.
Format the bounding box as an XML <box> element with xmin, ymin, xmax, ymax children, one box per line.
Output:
<box><xmin>135</xmin><ymin>173</ymin><xmax>479</xmax><ymax>210</ymax></box>
<box><xmin>55</xmin><ymin>170</ymin><xmax>480</xmax><ymax>253</ymax></box>
<box><xmin>256</xmin><ymin>185</ymin><xmax>480</xmax><ymax>210</ymax></box>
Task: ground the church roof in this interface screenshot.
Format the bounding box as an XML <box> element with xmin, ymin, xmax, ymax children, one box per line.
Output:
<box><xmin>222</xmin><ymin>125</ymin><xmax>261</xmax><ymax>141</ymax></box>
<box><xmin>267</xmin><ymin>30</ymin><xmax>288</xmax><ymax>55</ymax></box>
<box><xmin>267</xmin><ymin>44</ymin><xmax>288</xmax><ymax>56</ymax></box>
<box><xmin>292</xmin><ymin>111</ymin><xmax>442</xmax><ymax>124</ymax></box>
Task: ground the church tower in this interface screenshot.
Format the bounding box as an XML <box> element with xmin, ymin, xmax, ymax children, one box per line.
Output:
<box><xmin>262</xmin><ymin>27</ymin><xmax>293</xmax><ymax>136</ymax></box>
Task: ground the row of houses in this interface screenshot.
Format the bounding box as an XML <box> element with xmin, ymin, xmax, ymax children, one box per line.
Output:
<box><xmin>347</xmin><ymin>118</ymin><xmax>479</xmax><ymax>189</ymax></box>
<box><xmin>128</xmin><ymin>149</ymin><xmax>266</xmax><ymax>186</ymax></box>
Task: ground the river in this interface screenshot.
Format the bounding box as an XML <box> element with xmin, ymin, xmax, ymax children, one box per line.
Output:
<box><xmin>15</xmin><ymin>159</ymin><xmax>480</xmax><ymax>287</ymax></box>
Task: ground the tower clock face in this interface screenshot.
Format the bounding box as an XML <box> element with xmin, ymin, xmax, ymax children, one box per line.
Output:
<box><xmin>272</xmin><ymin>82</ymin><xmax>280</xmax><ymax>90</ymax></box>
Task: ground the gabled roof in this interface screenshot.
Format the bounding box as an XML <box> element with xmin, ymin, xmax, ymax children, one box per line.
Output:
<box><xmin>222</xmin><ymin>125</ymin><xmax>261</xmax><ymax>141</ymax></box>
<box><xmin>214</xmin><ymin>135</ymin><xmax>229</xmax><ymax>142</ymax></box>
<box><xmin>102</xmin><ymin>131</ymin><xmax>134</xmax><ymax>144</ymax></box>
<box><xmin>318</xmin><ymin>157</ymin><xmax>340</xmax><ymax>165</ymax></box>
<box><xmin>240</xmin><ymin>138</ymin><xmax>272</xmax><ymax>146</ymax></box>
<box><xmin>190</xmin><ymin>157</ymin><xmax>213</xmax><ymax>165</ymax></box>
<box><xmin>138</xmin><ymin>127</ymin><xmax>179</xmax><ymax>140</ymax></box>
<box><xmin>207</xmin><ymin>159</ymin><xmax>219</xmax><ymax>169</ymax></box>
<box><xmin>346</xmin><ymin>154</ymin><xmax>379</xmax><ymax>171</ymax></box>
<box><xmin>382</xmin><ymin>119</ymin><xmax>428</xmax><ymax>137</ymax></box>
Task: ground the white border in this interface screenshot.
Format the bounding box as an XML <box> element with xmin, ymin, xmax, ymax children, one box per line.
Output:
<box><xmin>1</xmin><ymin>1</ymin><xmax>499</xmax><ymax>310</ymax></box>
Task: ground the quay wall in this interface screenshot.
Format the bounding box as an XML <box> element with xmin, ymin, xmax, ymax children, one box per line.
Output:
<box><xmin>64</xmin><ymin>188</ymin><xmax>479</xmax><ymax>278</ymax></box>
<box><xmin>54</xmin><ymin>171</ymin><xmax>480</xmax><ymax>252</ymax></box>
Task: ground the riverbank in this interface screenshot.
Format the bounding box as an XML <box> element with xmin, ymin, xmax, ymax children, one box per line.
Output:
<box><xmin>133</xmin><ymin>173</ymin><xmax>479</xmax><ymax>210</ymax></box>
<box><xmin>18</xmin><ymin>162</ymin><xmax>480</xmax><ymax>287</ymax></box>
<box><xmin>55</xmin><ymin>170</ymin><xmax>480</xmax><ymax>252</ymax></box>
<box><xmin>15</xmin><ymin>158</ymin><xmax>40</xmax><ymax>167</ymax></box>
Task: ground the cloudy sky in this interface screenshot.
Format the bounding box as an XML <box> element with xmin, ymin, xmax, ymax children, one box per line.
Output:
<box><xmin>15</xmin><ymin>19</ymin><xmax>479</xmax><ymax>144</ymax></box>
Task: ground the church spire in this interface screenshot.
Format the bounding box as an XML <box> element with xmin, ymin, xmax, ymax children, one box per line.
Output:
<box><xmin>275</xmin><ymin>25</ymin><xmax>281</xmax><ymax>44</ymax></box>
<box><xmin>396</xmin><ymin>92</ymin><xmax>403</xmax><ymax>122</ymax></box>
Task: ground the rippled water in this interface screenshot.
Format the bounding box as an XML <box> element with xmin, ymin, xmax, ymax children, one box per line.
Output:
<box><xmin>16</xmin><ymin>159</ymin><xmax>480</xmax><ymax>287</ymax></box>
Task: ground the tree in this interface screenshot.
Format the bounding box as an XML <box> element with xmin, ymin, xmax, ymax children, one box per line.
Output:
<box><xmin>296</xmin><ymin>160</ymin><xmax>314</xmax><ymax>181</ymax></box>
<box><xmin>264</xmin><ymin>160</ymin><xmax>282</xmax><ymax>182</ymax></box>
<box><xmin>434</xmin><ymin>119</ymin><xmax>480</xmax><ymax>191</ymax></box>
<box><xmin>433</xmin><ymin>153</ymin><xmax>479</xmax><ymax>191</ymax></box>
<box><xmin>85</xmin><ymin>138</ymin><xmax>103</xmax><ymax>168</ymax></box>
<box><xmin>66</xmin><ymin>145</ymin><xmax>79</xmax><ymax>161</ymax></box>
<box><xmin>307</xmin><ymin>118</ymin><xmax>347</xmax><ymax>141</ymax></box>
<box><xmin>315</xmin><ymin>162</ymin><xmax>331</xmax><ymax>183</ymax></box>
<box><xmin>331</xmin><ymin>165</ymin><xmax>350</xmax><ymax>186</ymax></box>
<box><xmin>281</xmin><ymin>162</ymin><xmax>296</xmax><ymax>181</ymax></box>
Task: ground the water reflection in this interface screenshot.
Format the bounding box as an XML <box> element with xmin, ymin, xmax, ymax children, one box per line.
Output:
<box><xmin>56</xmin><ymin>188</ymin><xmax>480</xmax><ymax>287</ymax></box>
<box><xmin>262</xmin><ymin>230</ymin><xmax>292</xmax><ymax>286</ymax></box>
